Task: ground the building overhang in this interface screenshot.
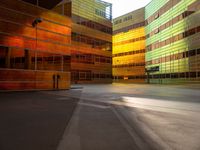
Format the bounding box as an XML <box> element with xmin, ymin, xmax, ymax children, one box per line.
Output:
<box><xmin>22</xmin><ymin>0</ymin><xmax>62</xmax><ymax>9</ymax></box>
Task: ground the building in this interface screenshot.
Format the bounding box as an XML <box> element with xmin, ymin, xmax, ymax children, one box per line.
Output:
<box><xmin>112</xmin><ymin>8</ymin><xmax>146</xmax><ymax>83</ymax></box>
<box><xmin>22</xmin><ymin>0</ymin><xmax>62</xmax><ymax>9</ymax></box>
<box><xmin>145</xmin><ymin>0</ymin><xmax>200</xmax><ymax>83</ymax></box>
<box><xmin>53</xmin><ymin>0</ymin><xmax>113</xmax><ymax>83</ymax></box>
<box><xmin>0</xmin><ymin>0</ymin><xmax>72</xmax><ymax>90</ymax></box>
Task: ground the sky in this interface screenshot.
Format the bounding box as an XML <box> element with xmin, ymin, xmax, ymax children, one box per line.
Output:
<box><xmin>103</xmin><ymin>0</ymin><xmax>152</xmax><ymax>18</ymax></box>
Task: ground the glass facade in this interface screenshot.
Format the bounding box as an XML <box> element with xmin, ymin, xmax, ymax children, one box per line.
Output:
<box><xmin>54</xmin><ymin>0</ymin><xmax>112</xmax><ymax>83</ymax></box>
<box><xmin>113</xmin><ymin>8</ymin><xmax>146</xmax><ymax>83</ymax></box>
<box><xmin>145</xmin><ymin>0</ymin><xmax>200</xmax><ymax>83</ymax></box>
<box><xmin>0</xmin><ymin>0</ymin><xmax>71</xmax><ymax>90</ymax></box>
<box><xmin>2</xmin><ymin>0</ymin><xmax>200</xmax><ymax>88</ymax></box>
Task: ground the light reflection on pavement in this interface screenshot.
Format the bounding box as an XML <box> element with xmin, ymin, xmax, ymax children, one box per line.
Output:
<box><xmin>54</xmin><ymin>83</ymin><xmax>200</xmax><ymax>150</ymax></box>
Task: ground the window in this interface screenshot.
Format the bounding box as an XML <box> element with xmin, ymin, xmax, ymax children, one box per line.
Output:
<box><xmin>190</xmin><ymin>72</ymin><xmax>197</xmax><ymax>78</ymax></box>
<box><xmin>100</xmin><ymin>74</ymin><xmax>106</xmax><ymax>78</ymax></box>
<box><xmin>95</xmin><ymin>9</ymin><xmax>106</xmax><ymax>18</ymax></box>
<box><xmin>197</xmin><ymin>48</ymin><xmax>200</xmax><ymax>54</ymax></box>
<box><xmin>171</xmin><ymin>73</ymin><xmax>178</xmax><ymax>78</ymax></box>
<box><xmin>166</xmin><ymin>74</ymin><xmax>170</xmax><ymax>78</ymax></box>
<box><xmin>154</xmin><ymin>13</ymin><xmax>159</xmax><ymax>19</ymax></box>
<box><xmin>166</xmin><ymin>55</ymin><xmax>170</xmax><ymax>62</ymax></box>
<box><xmin>188</xmin><ymin>28</ymin><xmax>196</xmax><ymax>36</ymax></box>
<box><xmin>198</xmin><ymin>72</ymin><xmax>200</xmax><ymax>77</ymax></box>
<box><xmin>180</xmin><ymin>73</ymin><xmax>185</xmax><ymax>78</ymax></box>
<box><xmin>154</xmin><ymin>28</ymin><xmax>160</xmax><ymax>34</ymax></box>
<box><xmin>165</xmin><ymin>39</ymin><xmax>171</xmax><ymax>45</ymax></box>
<box><xmin>73</xmin><ymin>15</ymin><xmax>112</xmax><ymax>34</ymax></box>
<box><xmin>123</xmin><ymin>15</ymin><xmax>132</xmax><ymax>22</ymax></box>
<box><xmin>189</xmin><ymin>49</ymin><xmax>196</xmax><ymax>57</ymax></box>
<box><xmin>197</xmin><ymin>26</ymin><xmax>200</xmax><ymax>33</ymax></box>
<box><xmin>160</xmin><ymin>24</ymin><xmax>166</xmax><ymax>31</ymax></box>
<box><xmin>161</xmin><ymin>74</ymin><xmax>166</xmax><ymax>78</ymax></box>
<box><xmin>114</xmin><ymin>19</ymin><xmax>122</xmax><ymax>25</ymax></box>
<box><xmin>172</xmin><ymin>15</ymin><xmax>179</xmax><ymax>24</ymax></box>
<box><xmin>178</xmin><ymin>53</ymin><xmax>184</xmax><ymax>59</ymax></box>
<box><xmin>0</xmin><ymin>46</ymin><xmax>7</xmax><ymax>68</ymax></box>
<box><xmin>174</xmin><ymin>35</ymin><xmax>179</xmax><ymax>42</ymax></box>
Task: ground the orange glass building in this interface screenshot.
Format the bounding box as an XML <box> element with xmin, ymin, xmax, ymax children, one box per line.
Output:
<box><xmin>0</xmin><ymin>0</ymin><xmax>72</xmax><ymax>90</ymax></box>
<box><xmin>53</xmin><ymin>0</ymin><xmax>113</xmax><ymax>84</ymax></box>
<box><xmin>112</xmin><ymin>8</ymin><xmax>146</xmax><ymax>83</ymax></box>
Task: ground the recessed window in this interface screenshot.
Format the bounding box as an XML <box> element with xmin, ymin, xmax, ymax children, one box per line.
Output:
<box><xmin>154</xmin><ymin>13</ymin><xmax>159</xmax><ymax>19</ymax></box>
<box><xmin>154</xmin><ymin>28</ymin><xmax>160</xmax><ymax>34</ymax></box>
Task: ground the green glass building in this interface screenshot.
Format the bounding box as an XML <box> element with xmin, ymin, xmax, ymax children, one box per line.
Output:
<box><xmin>145</xmin><ymin>0</ymin><xmax>200</xmax><ymax>83</ymax></box>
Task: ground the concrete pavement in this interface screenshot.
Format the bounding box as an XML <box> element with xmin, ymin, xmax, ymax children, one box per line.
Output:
<box><xmin>55</xmin><ymin>83</ymin><xmax>200</xmax><ymax>150</ymax></box>
<box><xmin>0</xmin><ymin>91</ymin><xmax>80</xmax><ymax>150</ymax></box>
<box><xmin>57</xmin><ymin>98</ymin><xmax>147</xmax><ymax>150</ymax></box>
<box><xmin>1</xmin><ymin>84</ymin><xmax>200</xmax><ymax>150</ymax></box>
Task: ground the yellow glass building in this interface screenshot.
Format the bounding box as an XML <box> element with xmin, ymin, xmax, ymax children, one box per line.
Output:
<box><xmin>112</xmin><ymin>8</ymin><xmax>146</xmax><ymax>83</ymax></box>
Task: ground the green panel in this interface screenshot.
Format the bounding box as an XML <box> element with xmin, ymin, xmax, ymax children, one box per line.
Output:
<box><xmin>72</xmin><ymin>0</ymin><xmax>112</xmax><ymax>26</ymax></box>
<box><xmin>145</xmin><ymin>0</ymin><xmax>200</xmax><ymax>83</ymax></box>
<box><xmin>145</xmin><ymin>0</ymin><xmax>169</xmax><ymax>19</ymax></box>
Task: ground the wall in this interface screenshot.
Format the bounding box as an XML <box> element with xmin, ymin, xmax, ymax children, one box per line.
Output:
<box><xmin>0</xmin><ymin>69</ymin><xmax>70</xmax><ymax>90</ymax></box>
<box><xmin>145</xmin><ymin>0</ymin><xmax>200</xmax><ymax>84</ymax></box>
<box><xmin>53</xmin><ymin>0</ymin><xmax>112</xmax><ymax>84</ymax></box>
<box><xmin>112</xmin><ymin>8</ymin><xmax>146</xmax><ymax>83</ymax></box>
<box><xmin>0</xmin><ymin>0</ymin><xmax>72</xmax><ymax>90</ymax></box>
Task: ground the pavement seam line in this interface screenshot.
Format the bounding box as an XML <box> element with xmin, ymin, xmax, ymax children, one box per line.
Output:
<box><xmin>56</xmin><ymin>94</ymin><xmax>82</xmax><ymax>150</ymax></box>
<box><xmin>114</xmin><ymin>100</ymin><xmax>173</xmax><ymax>150</ymax></box>
<box><xmin>110</xmin><ymin>105</ymin><xmax>150</xmax><ymax>150</ymax></box>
